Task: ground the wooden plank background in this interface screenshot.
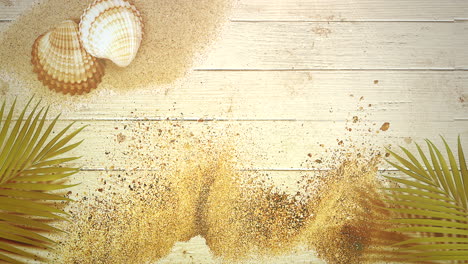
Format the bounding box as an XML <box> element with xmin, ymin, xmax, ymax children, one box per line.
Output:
<box><xmin>1</xmin><ymin>0</ymin><xmax>468</xmax><ymax>263</ymax></box>
<box><xmin>1</xmin><ymin>0</ymin><xmax>468</xmax><ymax>21</ymax></box>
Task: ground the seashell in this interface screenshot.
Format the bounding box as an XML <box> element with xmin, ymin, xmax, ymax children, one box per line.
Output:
<box><xmin>31</xmin><ymin>20</ymin><xmax>105</xmax><ymax>95</ymax></box>
<box><xmin>79</xmin><ymin>0</ymin><xmax>143</xmax><ymax>67</ymax></box>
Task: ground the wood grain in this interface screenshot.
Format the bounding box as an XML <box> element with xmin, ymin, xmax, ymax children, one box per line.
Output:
<box><xmin>38</xmin><ymin>120</ymin><xmax>466</xmax><ymax>170</ymax></box>
<box><xmin>232</xmin><ymin>0</ymin><xmax>468</xmax><ymax>21</ymax></box>
<box><xmin>0</xmin><ymin>17</ymin><xmax>462</xmax><ymax>70</ymax></box>
<box><xmin>456</xmin><ymin>20</ymin><xmax>468</xmax><ymax>68</ymax></box>
<box><xmin>0</xmin><ymin>15</ymin><xmax>466</xmax><ymax>169</ymax></box>
<box><xmin>1</xmin><ymin>0</ymin><xmax>468</xmax><ymax>21</ymax></box>
<box><xmin>199</xmin><ymin>22</ymin><xmax>460</xmax><ymax>70</ymax></box>
<box><xmin>2</xmin><ymin>71</ymin><xmax>465</xmax><ymax>121</ymax></box>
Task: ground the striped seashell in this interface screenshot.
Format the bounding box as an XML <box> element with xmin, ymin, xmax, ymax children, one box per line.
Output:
<box><xmin>31</xmin><ymin>20</ymin><xmax>105</xmax><ymax>95</ymax></box>
<box><xmin>79</xmin><ymin>0</ymin><xmax>143</xmax><ymax>67</ymax></box>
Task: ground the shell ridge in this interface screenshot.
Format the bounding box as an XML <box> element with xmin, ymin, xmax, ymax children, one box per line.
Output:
<box><xmin>31</xmin><ymin>20</ymin><xmax>104</xmax><ymax>95</ymax></box>
<box><xmin>79</xmin><ymin>0</ymin><xmax>143</xmax><ymax>67</ymax></box>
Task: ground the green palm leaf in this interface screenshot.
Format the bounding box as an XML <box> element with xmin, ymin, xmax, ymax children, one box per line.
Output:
<box><xmin>0</xmin><ymin>99</ymin><xmax>84</xmax><ymax>263</ymax></box>
<box><xmin>384</xmin><ymin>136</ymin><xmax>468</xmax><ymax>263</ymax></box>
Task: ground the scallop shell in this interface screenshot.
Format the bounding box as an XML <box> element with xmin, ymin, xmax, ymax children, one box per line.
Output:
<box><xmin>79</xmin><ymin>0</ymin><xmax>143</xmax><ymax>67</ymax></box>
<box><xmin>31</xmin><ymin>20</ymin><xmax>105</xmax><ymax>95</ymax></box>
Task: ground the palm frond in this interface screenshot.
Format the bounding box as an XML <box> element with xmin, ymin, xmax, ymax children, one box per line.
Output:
<box><xmin>384</xmin><ymin>136</ymin><xmax>468</xmax><ymax>262</ymax></box>
<box><xmin>0</xmin><ymin>99</ymin><xmax>83</xmax><ymax>263</ymax></box>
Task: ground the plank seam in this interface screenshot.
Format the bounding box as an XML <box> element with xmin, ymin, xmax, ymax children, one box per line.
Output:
<box><xmin>230</xmin><ymin>19</ymin><xmax>456</xmax><ymax>23</ymax></box>
<box><xmin>79</xmin><ymin>167</ymin><xmax>401</xmax><ymax>172</ymax></box>
<box><xmin>4</xmin><ymin>118</ymin><xmax>459</xmax><ymax>122</ymax></box>
<box><xmin>0</xmin><ymin>19</ymin><xmax>463</xmax><ymax>23</ymax></box>
<box><xmin>195</xmin><ymin>68</ymin><xmax>468</xmax><ymax>72</ymax></box>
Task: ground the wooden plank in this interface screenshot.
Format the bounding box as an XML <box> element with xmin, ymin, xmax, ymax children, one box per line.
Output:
<box><xmin>454</xmin><ymin>70</ymin><xmax>468</xmax><ymax>119</ymax></box>
<box><xmin>1</xmin><ymin>71</ymin><xmax>466</xmax><ymax>121</ymax></box>
<box><xmin>198</xmin><ymin>22</ymin><xmax>458</xmax><ymax>70</ymax></box>
<box><xmin>455</xmin><ymin>20</ymin><xmax>468</xmax><ymax>69</ymax></box>
<box><xmin>232</xmin><ymin>0</ymin><xmax>468</xmax><ymax>21</ymax></box>
<box><xmin>1</xmin><ymin>0</ymin><xmax>467</xmax><ymax>22</ymax></box>
<box><xmin>0</xmin><ymin>21</ymin><xmax>459</xmax><ymax>71</ymax></box>
<box><xmin>29</xmin><ymin>120</ymin><xmax>466</xmax><ymax>170</ymax></box>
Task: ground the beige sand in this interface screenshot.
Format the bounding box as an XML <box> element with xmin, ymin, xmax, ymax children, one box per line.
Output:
<box><xmin>46</xmin><ymin>118</ymin><xmax>398</xmax><ymax>264</ymax></box>
<box><xmin>0</xmin><ymin>0</ymin><xmax>230</xmax><ymax>103</ymax></box>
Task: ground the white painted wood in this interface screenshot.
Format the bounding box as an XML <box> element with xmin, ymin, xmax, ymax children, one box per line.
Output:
<box><xmin>33</xmin><ymin>120</ymin><xmax>466</xmax><ymax>170</ymax></box>
<box><xmin>456</xmin><ymin>20</ymin><xmax>468</xmax><ymax>69</ymax></box>
<box><xmin>232</xmin><ymin>0</ymin><xmax>468</xmax><ymax>21</ymax></box>
<box><xmin>199</xmin><ymin>22</ymin><xmax>460</xmax><ymax>70</ymax></box>
<box><xmin>1</xmin><ymin>71</ymin><xmax>466</xmax><ymax>121</ymax></box>
<box><xmin>0</xmin><ymin>21</ymin><xmax>461</xmax><ymax>72</ymax></box>
<box><xmin>1</xmin><ymin>0</ymin><xmax>468</xmax><ymax>21</ymax></box>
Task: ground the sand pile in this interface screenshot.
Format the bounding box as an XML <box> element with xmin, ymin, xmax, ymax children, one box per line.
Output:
<box><xmin>0</xmin><ymin>0</ymin><xmax>230</xmax><ymax>102</ymax></box>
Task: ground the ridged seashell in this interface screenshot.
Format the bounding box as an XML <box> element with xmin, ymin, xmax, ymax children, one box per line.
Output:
<box><xmin>79</xmin><ymin>0</ymin><xmax>143</xmax><ymax>67</ymax></box>
<box><xmin>31</xmin><ymin>20</ymin><xmax>105</xmax><ymax>95</ymax></box>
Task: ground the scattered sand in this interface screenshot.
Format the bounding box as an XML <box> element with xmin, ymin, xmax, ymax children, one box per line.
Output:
<box><xmin>202</xmin><ymin>166</ymin><xmax>309</xmax><ymax>260</ymax></box>
<box><xmin>50</xmin><ymin>120</ymin><xmax>312</xmax><ymax>263</ymax></box>
<box><xmin>0</xmin><ymin>0</ymin><xmax>230</xmax><ymax>103</ymax></box>
<box><xmin>298</xmin><ymin>160</ymin><xmax>407</xmax><ymax>264</ymax></box>
<box><xmin>53</xmin><ymin>183</ymin><xmax>190</xmax><ymax>264</ymax></box>
<box><xmin>44</xmin><ymin>116</ymin><xmax>405</xmax><ymax>264</ymax></box>
<box><xmin>48</xmin><ymin>121</ymin><xmax>232</xmax><ymax>263</ymax></box>
<box><xmin>20</xmin><ymin>100</ymin><xmax>402</xmax><ymax>264</ymax></box>
<box><xmin>380</xmin><ymin>122</ymin><xmax>390</xmax><ymax>131</ymax></box>
<box><xmin>52</xmin><ymin>156</ymin><xmax>403</xmax><ymax>264</ymax></box>
<box><xmin>0</xmin><ymin>77</ymin><xmax>8</xmax><ymax>95</ymax></box>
